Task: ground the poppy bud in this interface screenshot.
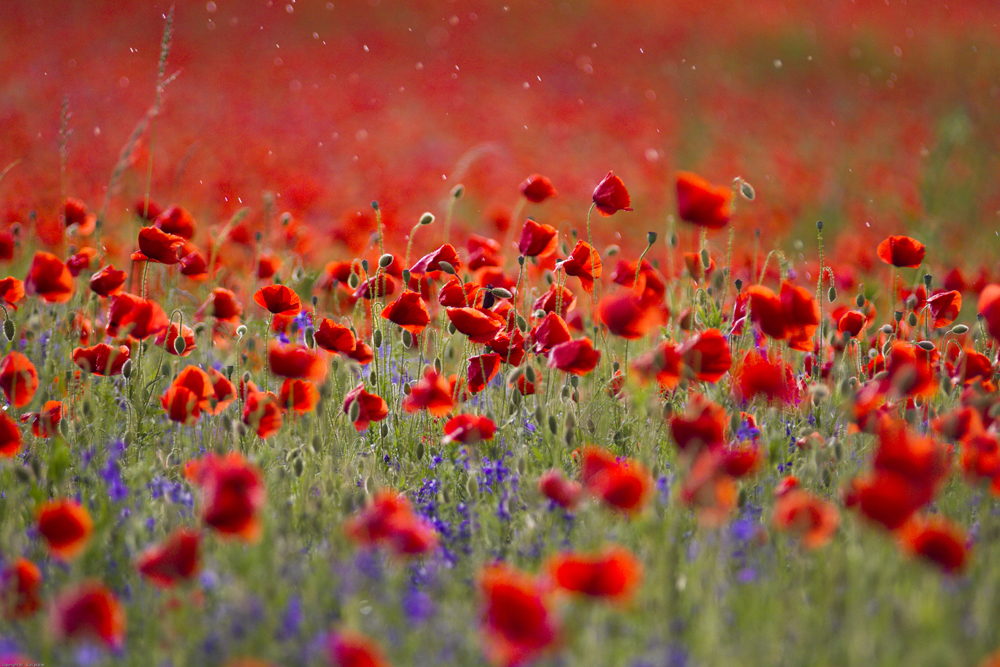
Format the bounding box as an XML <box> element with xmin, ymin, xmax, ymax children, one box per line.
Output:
<box><xmin>373</xmin><ymin>329</ymin><xmax>383</xmax><ymax>348</ymax></box>
<box><xmin>380</xmin><ymin>423</ymin><xmax>389</xmax><ymax>438</ymax></box>
<box><xmin>646</xmin><ymin>231</ymin><xmax>657</xmax><ymax>245</ymax></box>
<box><xmin>570</xmin><ymin>375</ymin><xmax>579</xmax><ymax>388</ymax></box>
<box><xmin>491</xmin><ymin>287</ymin><xmax>513</xmax><ymax>299</ymax></box>
<box><xmin>371</xmin><ymin>200</ymin><xmax>380</xmax><ymax>211</ymax></box>
<box><xmin>739</xmin><ymin>180</ymin><xmax>755</xmax><ymax>200</ymax></box>
<box><xmin>565</xmin><ymin>429</ymin><xmax>575</xmax><ymax>447</ymax></box>
<box><xmin>401</xmin><ymin>268</ymin><xmax>411</xmax><ymax>284</ymax></box>
<box><xmin>564</xmin><ymin>411</ymin><xmax>576</xmax><ymax>430</ymax></box>
<box><xmin>173</xmin><ymin>336</ymin><xmax>186</xmax><ymax>355</ymax></box>
<box><xmin>293</xmin><ymin>457</ymin><xmax>305</xmax><ymax>477</ymax></box>
<box><xmin>3</xmin><ymin>319</ymin><xmax>13</xmax><ymax>342</ymax></box>
<box><xmin>612</xmin><ymin>360</ymin><xmax>620</xmax><ymax>372</ymax></box>
<box><xmin>243</xmin><ymin>371</ymin><xmax>251</xmax><ymax>384</ymax></box>
<box><xmin>828</xmin><ymin>286</ymin><xmax>837</xmax><ymax>303</ymax></box>
<box><xmin>305</xmin><ymin>326</ymin><xmax>315</xmax><ymax>349</ymax></box>
<box><xmin>734</xmin><ymin>278</ymin><xmax>743</xmax><ymax>293</ymax></box>
<box><xmin>448</xmin><ymin>321</ymin><xmax>457</xmax><ymax>335</ymax></box>
<box><xmin>402</xmin><ymin>382</ymin><xmax>412</xmax><ymax>396</ymax></box>
<box><xmin>434</xmin><ymin>358</ymin><xmax>442</xmax><ymax>373</ymax></box>
<box><xmin>368</xmin><ymin>370</ymin><xmax>377</xmax><ymax>385</ymax></box>
<box><xmin>548</xmin><ymin>415</ymin><xmax>558</xmax><ymax>434</ymax></box>
<box><xmin>700</xmin><ymin>248</ymin><xmax>710</xmax><ymax>270</ymax></box>
<box><xmin>348</xmin><ymin>273</ymin><xmax>360</xmax><ymax>289</ymax></box>
<box><xmin>237</xmin><ymin>325</ymin><xmax>248</xmax><ymax>338</ymax></box>
<box><xmin>907</xmin><ymin>312</ymin><xmax>917</xmax><ymax>327</ymax></box>
<box><xmin>881</xmin><ymin>324</ymin><xmax>893</xmax><ymax>335</ymax></box>
<box><xmin>951</xmin><ymin>324</ymin><xmax>969</xmax><ymax>334</ymax></box>
<box><xmin>669</xmin><ymin>232</ymin><xmax>679</xmax><ymax>248</ymax></box>
<box><xmin>856</xmin><ymin>293</ymin><xmax>866</xmax><ymax>308</ymax></box>
<box><xmin>437</xmin><ymin>261</ymin><xmax>456</xmax><ymax>275</ymax></box>
<box><xmin>378</xmin><ymin>253</ymin><xmax>393</xmax><ymax>269</ymax></box>
<box><xmin>419</xmin><ymin>212</ymin><xmax>435</xmax><ymax>226</ymax></box>
<box><xmin>606</xmin><ymin>245</ymin><xmax>619</xmax><ymax>256</ymax></box>
<box><xmin>524</xmin><ymin>365</ymin><xmax>536</xmax><ymax>383</ymax></box>
<box><xmin>516</xmin><ymin>315</ymin><xmax>527</xmax><ymax>332</ymax></box>
<box><xmin>917</xmin><ymin>340</ymin><xmax>936</xmax><ymax>351</ymax></box>
<box><xmin>894</xmin><ymin>311</ymin><xmax>903</xmax><ymax>322</ymax></box>
<box><xmin>349</xmin><ymin>399</ymin><xmax>361</xmax><ymax>423</ymax></box>
<box><xmin>122</xmin><ymin>359</ymin><xmax>133</xmax><ymax>379</ymax></box>
<box><xmin>416</xmin><ymin>441</ymin><xmax>425</xmax><ymax>460</ymax></box>
<box><xmin>561</xmin><ymin>385</ymin><xmax>571</xmax><ymax>400</ymax></box>
<box><xmin>402</xmin><ymin>329</ymin><xmax>413</xmax><ymax>348</ymax></box>
<box><xmin>923</xmin><ymin>274</ymin><xmax>932</xmax><ymax>289</ymax></box>
<box><xmin>451</xmin><ymin>184</ymin><xmax>464</xmax><ymax>200</ymax></box>
<box><xmin>255</xmin><ymin>231</ymin><xmax>264</xmax><ymax>242</ymax></box>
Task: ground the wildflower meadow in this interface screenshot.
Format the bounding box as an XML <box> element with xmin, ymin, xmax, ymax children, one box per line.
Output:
<box><xmin>3</xmin><ymin>1</ymin><xmax>1000</xmax><ymax>666</ymax></box>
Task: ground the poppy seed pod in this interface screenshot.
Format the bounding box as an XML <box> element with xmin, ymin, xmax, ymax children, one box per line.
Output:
<box><xmin>370</xmin><ymin>200</ymin><xmax>379</xmax><ymax>211</ymax></box>
<box><xmin>419</xmin><ymin>212</ymin><xmax>434</xmax><ymax>225</ymax></box>
<box><xmin>646</xmin><ymin>231</ymin><xmax>657</xmax><ymax>245</ymax></box>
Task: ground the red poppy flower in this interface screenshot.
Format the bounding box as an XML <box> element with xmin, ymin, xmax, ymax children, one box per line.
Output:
<box><xmin>410</xmin><ymin>243</ymin><xmax>462</xmax><ymax>277</ymax></box>
<box><xmin>72</xmin><ymin>344</ymin><xmax>131</xmax><ymax>377</ymax></box>
<box><xmin>329</xmin><ymin>631</ymin><xmax>393</xmax><ymax>667</ymax></box>
<box><xmin>678</xmin><ymin>449</ymin><xmax>738</xmax><ymax>527</ymax></box>
<box><xmin>254</xmin><ymin>284</ymin><xmax>301</xmax><ymax>316</ymax></box>
<box><xmin>978</xmin><ymin>284</ymin><xmax>1000</xmax><ymax>340</ymax></box>
<box><xmin>447</xmin><ymin>307</ymin><xmax>505</xmax><ymax>344</ymax></box>
<box><xmin>136</xmin><ymin>528</ymin><xmax>202</xmax><ymax>587</ymax></box>
<box><xmin>344</xmin><ymin>490</ymin><xmax>438</xmax><ymax>557</ymax></box>
<box><xmin>463</xmin><ymin>353</ymin><xmax>499</xmax><ymax>394</ymax></box>
<box><xmin>520</xmin><ymin>174</ymin><xmax>557</xmax><ymax>203</ymax></box>
<box><xmin>166</xmin><ymin>367</ymin><xmax>214</xmax><ymax>412</ymax></box>
<box><xmin>269</xmin><ymin>342</ymin><xmax>327</xmax><ymax>382</ymax></box>
<box><xmin>517</xmin><ymin>219</ymin><xmax>558</xmax><ymax>257</ymax></box>
<box><xmin>88</xmin><ymin>265</ymin><xmax>127</xmax><ymax>297</ymax></box>
<box><xmin>530</xmin><ymin>313</ymin><xmax>570</xmax><ymax>354</ymax></box>
<box><xmin>279</xmin><ymin>378</ymin><xmax>320</xmax><ymax>414</ymax></box>
<box><xmin>0</xmin><ymin>351</ymin><xmax>38</xmax><ymax>408</ymax></box>
<box><xmin>597</xmin><ymin>291</ymin><xmax>666</xmax><ymax>340</ymax></box>
<box><xmin>925</xmin><ymin>290</ymin><xmax>961</xmax><ymax>329</ymax></box>
<box><xmin>205</xmin><ymin>368</ymin><xmax>236</xmax><ymax>415</ymax></box>
<box><xmin>1</xmin><ymin>557</ymin><xmax>41</xmax><ymax>619</ymax></box>
<box><xmin>37</xmin><ymin>499</ymin><xmax>93</xmax><ymax>560</ymax></box>
<box><xmin>611</xmin><ymin>259</ymin><xmax>666</xmax><ymax>298</ymax></box>
<box><xmin>25</xmin><ymin>251</ymin><xmax>74</xmax><ymax>303</ymax></box>
<box><xmin>898</xmin><ymin>517</ymin><xmax>969</xmax><ymax>574</ymax></box>
<box><xmin>438</xmin><ymin>277</ymin><xmax>482</xmax><ymax>308</ymax></box>
<box><xmin>631</xmin><ymin>340</ymin><xmax>683</xmax><ymax>389</ymax></box>
<box><xmin>196</xmin><ymin>287</ymin><xmax>243</xmax><ymax>322</ymax></box>
<box><xmin>678</xmin><ymin>328</ymin><xmax>732</xmax><ymax>383</ymax></box>
<box><xmin>153</xmin><ymin>204</ymin><xmax>196</xmax><ymax>239</ymax></box>
<box><xmin>136</xmin><ymin>225</ymin><xmax>185</xmax><ymax>264</ymax></box>
<box><xmin>876</xmin><ymin>235</ymin><xmax>926</xmax><ymax>268</ymax></box>
<box><xmin>548</xmin><ymin>337</ymin><xmax>601</xmax><ymax>376</ymax></box>
<box><xmin>65</xmin><ymin>247</ymin><xmax>97</xmax><ymax>277</ymax></box>
<box><xmin>353</xmin><ymin>274</ymin><xmax>397</xmax><ymax>300</ymax></box>
<box><xmin>162</xmin><ymin>386</ymin><xmax>201</xmax><ymax>425</ymax></box>
<box><xmin>721</xmin><ymin>442</ymin><xmax>762</xmax><ymax>478</ymax></box>
<box><xmin>538</xmin><ymin>470</ymin><xmax>583</xmax><ymax>510</ymax></box>
<box><xmin>443</xmin><ymin>414</ymin><xmax>496</xmax><ymax>445</ymax></box>
<box><xmin>838</xmin><ymin>309</ymin><xmax>866</xmax><ymax>338</ymax></box>
<box><xmin>669</xmin><ymin>394</ymin><xmax>726</xmax><ymax>453</ymax></box>
<box><xmin>117</xmin><ymin>297</ymin><xmax>170</xmax><ymax>340</ymax></box>
<box><xmin>881</xmin><ymin>341</ymin><xmax>939</xmax><ymax>398</ymax></box>
<box><xmin>548</xmin><ymin>545</ymin><xmax>642</xmax><ymax>601</ymax></box>
<box><xmin>579</xmin><ymin>446</ymin><xmax>652</xmax><ymax>515</ymax></box>
<box><xmin>853</xmin><ymin>470</ymin><xmax>933</xmax><ymax>531</ymax></box>
<box><xmin>733</xmin><ymin>350</ymin><xmax>797</xmax><ymax>404</ymax></box>
<box><xmin>480</xmin><ymin>564</ymin><xmax>559</xmax><ymax>667</ymax></box>
<box><xmin>21</xmin><ymin>400</ymin><xmax>62</xmax><ymax>438</ymax></box>
<box><xmin>178</xmin><ymin>246</ymin><xmax>209</xmax><ymax>280</ymax></box>
<box><xmin>381</xmin><ymin>290</ymin><xmax>430</xmax><ymax>334</ymax></box>
<box><xmin>64</xmin><ymin>197</ymin><xmax>97</xmax><ymax>235</ymax></box>
<box><xmin>557</xmin><ymin>241</ymin><xmax>602</xmax><ymax>293</ymax></box>
<box><xmin>0</xmin><ymin>412</ymin><xmax>22</xmax><ymax>458</ymax></box>
<box><xmin>592</xmin><ymin>171</ymin><xmax>632</xmax><ymax>216</ymax></box>
<box><xmin>773</xmin><ymin>490</ymin><xmax>839</xmax><ymax>549</ymax></box>
<box><xmin>402</xmin><ymin>368</ymin><xmax>454</xmax><ymax>417</ymax></box>
<box><xmin>192</xmin><ymin>453</ymin><xmax>266</xmax><ymax>540</ymax></box>
<box><xmin>242</xmin><ymin>390</ymin><xmax>283</xmax><ymax>439</ymax></box>
<box><xmin>676</xmin><ymin>171</ymin><xmax>732</xmax><ymax>229</ymax></box>
<box><xmin>529</xmin><ymin>285</ymin><xmax>573</xmax><ymax>320</ymax></box>
<box><xmin>780</xmin><ymin>281</ymin><xmax>821</xmax><ymax>351</ymax></box>
<box><xmin>0</xmin><ymin>276</ymin><xmax>24</xmax><ymax>310</ymax></box>
<box><xmin>484</xmin><ymin>330</ymin><xmax>523</xmax><ymax>367</ymax></box>
<box><xmin>683</xmin><ymin>251</ymin><xmax>716</xmax><ymax>282</ymax></box>
<box><xmin>315</xmin><ymin>318</ymin><xmax>357</xmax><ymax>354</ymax></box>
<box><xmin>952</xmin><ymin>349</ymin><xmax>994</xmax><ymax>387</ymax></box>
<box><xmin>344</xmin><ymin>384</ymin><xmax>389</xmax><ymax>431</ymax></box>
<box><xmin>347</xmin><ymin>341</ymin><xmax>375</xmax><ymax>366</ymax></box>
<box><xmin>156</xmin><ymin>322</ymin><xmax>196</xmax><ymax>357</ymax></box>
<box><xmin>50</xmin><ymin>583</ymin><xmax>125</xmax><ymax>650</ymax></box>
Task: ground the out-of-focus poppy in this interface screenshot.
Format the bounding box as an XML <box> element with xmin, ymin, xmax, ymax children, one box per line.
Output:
<box><xmin>676</xmin><ymin>171</ymin><xmax>731</xmax><ymax>229</ymax></box>
<box><xmin>579</xmin><ymin>446</ymin><xmax>652</xmax><ymax>515</ymax></box>
<box><xmin>881</xmin><ymin>341</ymin><xmax>939</xmax><ymax>398</ymax></box>
<box><xmin>1</xmin><ymin>557</ymin><xmax>41</xmax><ymax>619</ymax></box>
<box><xmin>877</xmin><ymin>235</ymin><xmax>926</xmax><ymax>268</ymax></box>
<box><xmin>677</xmin><ymin>449</ymin><xmax>738</xmax><ymax>527</ymax></box>
<box><xmin>353</xmin><ymin>274</ymin><xmax>397</xmax><ymax>300</ymax></box>
<box><xmin>402</xmin><ymin>368</ymin><xmax>454</xmax><ymax>417</ymax></box>
<box><xmin>21</xmin><ymin>400</ymin><xmax>62</xmax><ymax>438</ymax></box>
<box><xmin>315</xmin><ymin>318</ymin><xmax>357</xmax><ymax>354</ymax></box>
<box><xmin>978</xmin><ymin>284</ymin><xmax>1000</xmax><ymax>341</ymax></box>
<box><xmin>531</xmin><ymin>313</ymin><xmax>572</xmax><ymax>354</ymax></box>
<box><xmin>206</xmin><ymin>368</ymin><xmax>236</xmax><ymax>415</ymax></box>
<box><xmin>0</xmin><ymin>351</ymin><xmax>38</xmax><ymax>408</ymax></box>
<box><xmin>557</xmin><ymin>241</ymin><xmax>602</xmax><ymax>293</ymax></box>
<box><xmin>773</xmin><ymin>490</ymin><xmax>839</xmax><ymax>549</ymax></box>
<box><xmin>468</xmin><ymin>354</ymin><xmax>502</xmax><ymax>394</ymax></box>
<box><xmin>346</xmin><ymin>341</ymin><xmax>375</xmax><ymax>366</ymax></box>
<box><xmin>89</xmin><ymin>265</ymin><xmax>127</xmax><ymax>297</ymax></box>
<box><xmin>156</xmin><ymin>322</ymin><xmax>196</xmax><ymax>357</ymax></box>
<box><xmin>532</xmin><ymin>283</ymin><xmax>575</xmax><ymax>318</ymax></box>
<box><xmin>344</xmin><ymin>384</ymin><xmax>389</xmax><ymax>431</ymax></box>
<box><xmin>548</xmin><ymin>545</ymin><xmax>642</xmax><ymax>601</ymax></box>
<box><xmin>179</xmin><ymin>246</ymin><xmax>209</xmax><ymax>280</ymax></box>
<box><xmin>538</xmin><ymin>470</ymin><xmax>583</xmax><ymax>510</ymax></box>
<box><xmin>438</xmin><ymin>277</ymin><xmax>482</xmax><ymax>308</ymax></box>
<box><xmin>162</xmin><ymin>386</ymin><xmax>201</xmax><ymax>425</ymax></box>
<box><xmin>480</xmin><ymin>564</ymin><xmax>558</xmax><ymax>667</ymax></box>
<box><xmin>838</xmin><ymin>309</ymin><xmax>867</xmax><ymax>338</ymax></box>
<box><xmin>135</xmin><ymin>225</ymin><xmax>185</xmax><ymax>264</ymax></box>
<box><xmin>733</xmin><ymin>350</ymin><xmax>798</xmax><ymax>404</ymax></box>
<box><xmin>520</xmin><ymin>174</ymin><xmax>557</xmax><ymax>203</ymax></box>
<box><xmin>548</xmin><ymin>338</ymin><xmax>601</xmax><ymax>376</ymax></box>
<box><xmin>592</xmin><ymin>171</ymin><xmax>632</xmax><ymax>216</ymax></box>
<box><xmin>0</xmin><ymin>276</ymin><xmax>24</xmax><ymax>309</ymax></box>
<box><xmin>683</xmin><ymin>251</ymin><xmax>716</xmax><ymax>282</ymax></box>
<box><xmin>0</xmin><ymin>412</ymin><xmax>22</xmax><ymax>457</ymax></box>
<box><xmin>117</xmin><ymin>297</ymin><xmax>169</xmax><ymax>340</ymax></box>
<box><xmin>25</xmin><ymin>251</ymin><xmax>74</xmax><ymax>303</ymax></box>
<box><xmin>254</xmin><ymin>284</ymin><xmax>301</xmax><ymax>316</ymax></box>
<box><xmin>37</xmin><ymin>499</ymin><xmax>92</xmax><ymax>560</ymax></box>
<box><xmin>279</xmin><ymin>378</ymin><xmax>320</xmax><ymax>414</ymax></box>
<box><xmin>410</xmin><ymin>244</ymin><xmax>462</xmax><ymax>277</ymax></box>
<box><xmin>678</xmin><ymin>328</ymin><xmax>732</xmax><ymax>383</ymax></box>
<box><xmin>488</xmin><ymin>329</ymin><xmax>526</xmax><ymax>366</ymax></box>
<box><xmin>269</xmin><ymin>342</ymin><xmax>327</xmax><ymax>382</ymax></box>
<box><xmin>443</xmin><ymin>414</ymin><xmax>496</xmax><ymax>445</ymax></box>
<box><xmin>72</xmin><ymin>344</ymin><xmax>130</xmax><ymax>377</ymax></box>
<box><xmin>669</xmin><ymin>394</ymin><xmax>726</xmax><ymax>454</ymax></box>
<box><xmin>898</xmin><ymin>517</ymin><xmax>969</xmax><ymax>574</ymax></box>
<box><xmin>382</xmin><ymin>290</ymin><xmax>430</xmax><ymax>334</ymax></box>
<box><xmin>242</xmin><ymin>390</ymin><xmax>283</xmax><ymax>439</ymax></box>
<box><xmin>64</xmin><ymin>198</ymin><xmax>97</xmax><ymax>235</ymax></box>
<box><xmin>344</xmin><ymin>490</ymin><xmax>438</xmax><ymax>557</ymax></box>
<box><xmin>136</xmin><ymin>528</ymin><xmax>202</xmax><ymax>587</ymax></box>
<box><xmin>518</xmin><ymin>219</ymin><xmax>558</xmax><ymax>257</ymax></box>
<box><xmin>66</xmin><ymin>247</ymin><xmax>98</xmax><ymax>277</ymax></box>
<box><xmin>631</xmin><ymin>340</ymin><xmax>683</xmax><ymax>389</ymax></box>
<box><xmin>597</xmin><ymin>291</ymin><xmax>666</xmax><ymax>340</ymax></box>
<box><xmin>447</xmin><ymin>307</ymin><xmax>505</xmax><ymax>344</ymax></box>
<box><xmin>926</xmin><ymin>290</ymin><xmax>961</xmax><ymax>328</ymax></box>
<box><xmin>196</xmin><ymin>287</ymin><xmax>243</xmax><ymax>323</ymax></box>
<box><xmin>189</xmin><ymin>453</ymin><xmax>266</xmax><ymax>541</ymax></box>
<box><xmin>153</xmin><ymin>205</ymin><xmax>196</xmax><ymax>239</ymax></box>
<box><xmin>50</xmin><ymin>582</ymin><xmax>125</xmax><ymax>650</ymax></box>
<box><xmin>329</xmin><ymin>631</ymin><xmax>393</xmax><ymax>667</ymax></box>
